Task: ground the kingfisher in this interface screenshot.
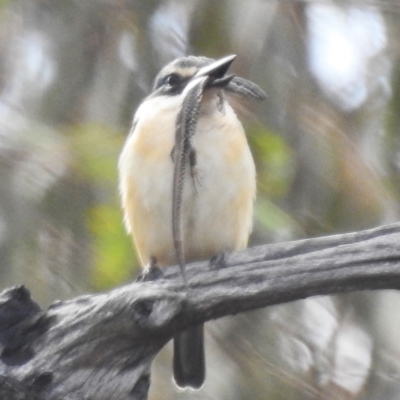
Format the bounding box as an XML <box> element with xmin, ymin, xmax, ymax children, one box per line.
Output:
<box><xmin>119</xmin><ymin>54</ymin><xmax>265</xmax><ymax>389</ymax></box>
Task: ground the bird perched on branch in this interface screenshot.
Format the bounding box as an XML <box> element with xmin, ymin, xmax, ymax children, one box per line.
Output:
<box><xmin>119</xmin><ymin>54</ymin><xmax>265</xmax><ymax>390</ymax></box>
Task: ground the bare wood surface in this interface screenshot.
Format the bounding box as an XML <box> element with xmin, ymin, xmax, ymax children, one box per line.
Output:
<box><xmin>1</xmin><ymin>223</ymin><xmax>400</xmax><ymax>400</ymax></box>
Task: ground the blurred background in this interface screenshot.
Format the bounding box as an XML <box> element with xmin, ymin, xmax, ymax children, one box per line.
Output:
<box><xmin>1</xmin><ymin>0</ymin><xmax>400</xmax><ymax>399</ymax></box>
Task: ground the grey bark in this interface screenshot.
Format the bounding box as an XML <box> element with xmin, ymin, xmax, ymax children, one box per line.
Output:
<box><xmin>1</xmin><ymin>223</ymin><xmax>400</xmax><ymax>400</ymax></box>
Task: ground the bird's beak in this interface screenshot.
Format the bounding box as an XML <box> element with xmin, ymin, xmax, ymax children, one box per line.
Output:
<box><xmin>194</xmin><ymin>55</ymin><xmax>236</xmax><ymax>88</ymax></box>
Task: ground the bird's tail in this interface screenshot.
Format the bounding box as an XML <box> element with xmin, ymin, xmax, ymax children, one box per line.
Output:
<box><xmin>173</xmin><ymin>324</ymin><xmax>205</xmax><ymax>389</ymax></box>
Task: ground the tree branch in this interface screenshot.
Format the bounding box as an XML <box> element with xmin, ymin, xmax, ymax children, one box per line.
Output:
<box><xmin>1</xmin><ymin>223</ymin><xmax>400</xmax><ymax>400</ymax></box>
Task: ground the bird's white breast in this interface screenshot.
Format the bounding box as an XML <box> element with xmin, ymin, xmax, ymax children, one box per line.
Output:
<box><xmin>119</xmin><ymin>94</ymin><xmax>256</xmax><ymax>267</ymax></box>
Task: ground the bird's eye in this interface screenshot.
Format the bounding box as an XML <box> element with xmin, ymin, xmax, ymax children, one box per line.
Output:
<box><xmin>165</xmin><ymin>73</ymin><xmax>180</xmax><ymax>87</ymax></box>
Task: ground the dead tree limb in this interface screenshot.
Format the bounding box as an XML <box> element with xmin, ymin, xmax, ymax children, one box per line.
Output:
<box><xmin>1</xmin><ymin>223</ymin><xmax>400</xmax><ymax>400</ymax></box>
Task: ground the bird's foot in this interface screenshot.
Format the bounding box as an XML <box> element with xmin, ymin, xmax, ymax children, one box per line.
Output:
<box><xmin>136</xmin><ymin>257</ymin><xmax>164</xmax><ymax>282</ymax></box>
<box><xmin>209</xmin><ymin>251</ymin><xmax>228</xmax><ymax>270</ymax></box>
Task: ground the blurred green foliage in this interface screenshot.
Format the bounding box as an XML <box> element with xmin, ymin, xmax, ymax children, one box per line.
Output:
<box><xmin>68</xmin><ymin>123</ymin><xmax>122</xmax><ymax>186</ymax></box>
<box><xmin>249</xmin><ymin>123</ymin><xmax>294</xmax><ymax>198</ymax></box>
<box><xmin>247</xmin><ymin>123</ymin><xmax>301</xmax><ymax>237</ymax></box>
<box><xmin>87</xmin><ymin>204</ymin><xmax>135</xmax><ymax>289</ymax></box>
<box><xmin>68</xmin><ymin>123</ymin><xmax>139</xmax><ymax>289</ymax></box>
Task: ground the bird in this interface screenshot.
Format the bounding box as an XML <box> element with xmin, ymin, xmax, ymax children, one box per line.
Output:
<box><xmin>119</xmin><ymin>54</ymin><xmax>265</xmax><ymax>390</ymax></box>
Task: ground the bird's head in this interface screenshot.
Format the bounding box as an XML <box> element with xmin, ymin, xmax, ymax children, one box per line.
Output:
<box><xmin>149</xmin><ymin>55</ymin><xmax>266</xmax><ymax>102</ymax></box>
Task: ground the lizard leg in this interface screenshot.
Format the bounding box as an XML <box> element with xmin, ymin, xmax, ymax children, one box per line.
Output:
<box><xmin>189</xmin><ymin>144</ymin><xmax>202</xmax><ymax>193</ymax></box>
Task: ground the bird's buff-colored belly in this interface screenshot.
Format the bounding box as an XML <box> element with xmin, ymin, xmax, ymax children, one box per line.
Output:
<box><xmin>119</xmin><ymin>106</ymin><xmax>255</xmax><ymax>268</ymax></box>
